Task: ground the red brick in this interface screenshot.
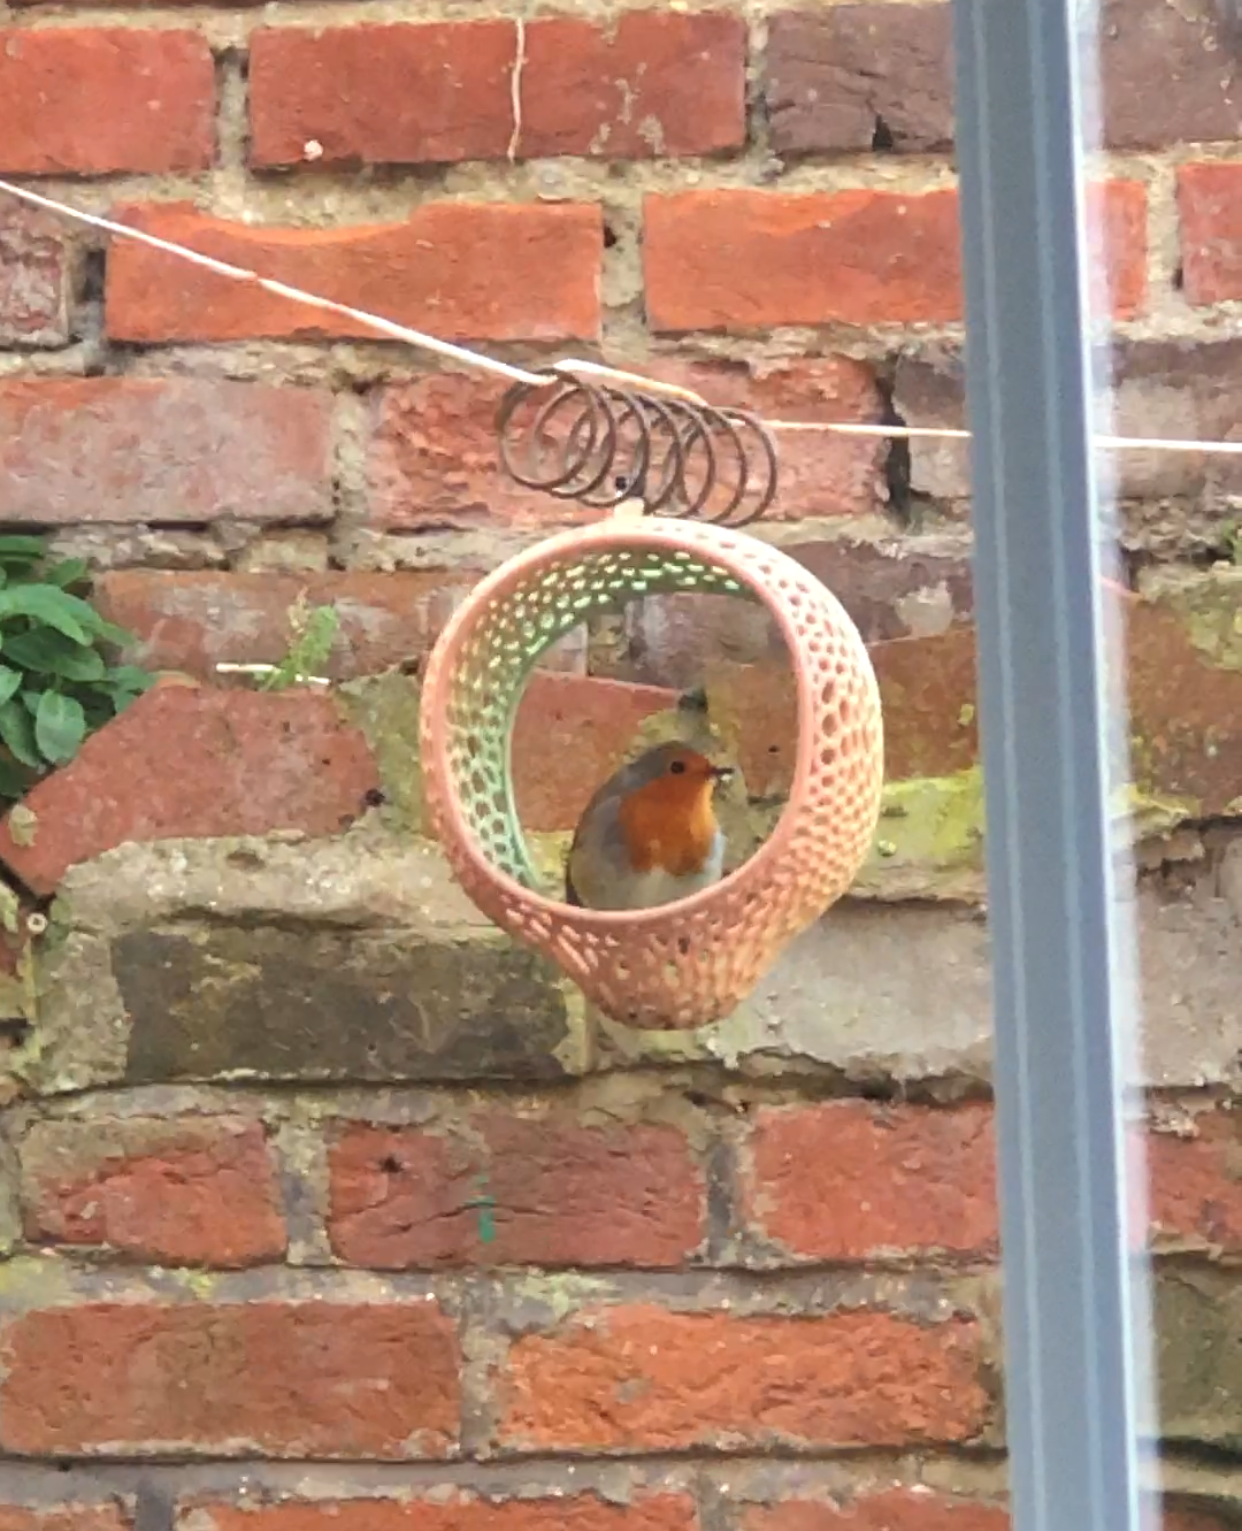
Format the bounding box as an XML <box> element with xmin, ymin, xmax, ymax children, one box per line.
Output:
<box><xmin>0</xmin><ymin>687</ymin><xmax>380</xmax><ymax>896</ymax></box>
<box><xmin>511</xmin><ymin>673</ymin><xmax>680</xmax><ymax>832</ymax></box>
<box><xmin>367</xmin><ymin>374</ymin><xmax>601</xmax><ymax>531</ymax></box>
<box><xmin>370</xmin><ymin>358</ymin><xmax>877</xmax><ymax>532</ymax></box>
<box><xmin>742</xmin><ymin>1492</ymin><xmax>1007</xmax><ymax>1530</ymax></box>
<box><xmin>20</xmin><ymin>1117</ymin><xmax>286</xmax><ymax>1267</ymax></box>
<box><xmin>328</xmin><ymin>1113</ymin><xmax>705</xmax><ymax>1268</ymax></box>
<box><xmin>0</xmin><ymin>379</ymin><xmax>333</xmax><ymax>526</ymax></box>
<box><xmin>0</xmin><ymin>1300</ymin><xmax>458</xmax><ymax>1457</ymax></box>
<box><xmin>743</xmin><ymin>1101</ymin><xmax>1242</xmax><ymax>1260</ymax></box>
<box><xmin>96</xmin><ymin>570</ymin><xmax>479</xmax><ymax>682</ymax></box>
<box><xmin>1178</xmin><ymin>162</ymin><xmax>1242</xmax><ymax>304</ymax></box>
<box><xmin>744</xmin><ymin>1102</ymin><xmax>999</xmax><ymax>1262</ymax></box>
<box><xmin>250</xmin><ymin>13</ymin><xmax>743</xmax><ymax>168</ymax></box>
<box><xmin>178</xmin><ymin>1497</ymin><xmax>697</xmax><ymax>1531</ymax></box>
<box><xmin>0</xmin><ymin>206</ymin><xmax>73</xmax><ymax>347</ymax></box>
<box><xmin>1148</xmin><ymin>1109</ymin><xmax>1242</xmax><ymax>1252</ymax></box>
<box><xmin>105</xmin><ymin>202</ymin><xmax>602</xmax><ymax>345</ymax></box>
<box><xmin>500</xmin><ymin>1305</ymin><xmax>989</xmax><ymax>1450</ymax></box>
<box><xmin>1092</xmin><ymin>179</ymin><xmax>1147</xmax><ymax>320</ymax></box>
<box><xmin>644</xmin><ymin>187</ymin><xmax>963</xmax><ymax>331</ymax></box>
<box><xmin>0</xmin><ymin>1510</ymin><xmax>130</xmax><ymax>1531</ymax></box>
<box><xmin>519</xmin><ymin>11</ymin><xmax>744</xmax><ymax>160</ymax></box>
<box><xmin>0</xmin><ymin>30</ymin><xmax>213</xmax><ymax>175</ymax></box>
<box><xmin>643</xmin><ymin>183</ymin><xmax>1145</xmax><ymax>332</ymax></box>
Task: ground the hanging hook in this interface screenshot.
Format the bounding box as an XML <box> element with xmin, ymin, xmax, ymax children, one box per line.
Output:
<box><xmin>496</xmin><ymin>368</ymin><xmax>779</xmax><ymax>525</ymax></box>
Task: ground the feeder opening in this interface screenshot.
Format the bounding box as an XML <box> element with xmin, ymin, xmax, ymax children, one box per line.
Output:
<box><xmin>510</xmin><ymin>582</ymin><xmax>797</xmax><ymax>910</ymax></box>
<box><xmin>443</xmin><ymin>540</ymin><xmax>763</xmax><ymax>898</ymax></box>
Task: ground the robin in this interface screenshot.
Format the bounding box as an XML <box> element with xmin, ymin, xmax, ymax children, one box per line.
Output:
<box><xmin>564</xmin><ymin>741</ymin><xmax>734</xmax><ymax>911</ymax></box>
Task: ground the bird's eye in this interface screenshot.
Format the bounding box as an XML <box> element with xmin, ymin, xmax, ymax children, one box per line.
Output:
<box><xmin>669</xmin><ymin>759</ymin><xmax>687</xmax><ymax>775</ymax></box>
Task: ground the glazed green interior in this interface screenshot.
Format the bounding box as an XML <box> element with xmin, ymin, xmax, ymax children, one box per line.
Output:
<box><xmin>446</xmin><ymin>544</ymin><xmax>747</xmax><ymax>889</ymax></box>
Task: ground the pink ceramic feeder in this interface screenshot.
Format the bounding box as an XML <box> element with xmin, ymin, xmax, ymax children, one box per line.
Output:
<box><xmin>419</xmin><ymin>516</ymin><xmax>884</xmax><ymax>1030</ymax></box>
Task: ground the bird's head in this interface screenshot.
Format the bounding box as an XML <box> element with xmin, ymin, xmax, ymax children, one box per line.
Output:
<box><xmin>619</xmin><ymin>742</ymin><xmax>734</xmax><ymax>801</ymax></box>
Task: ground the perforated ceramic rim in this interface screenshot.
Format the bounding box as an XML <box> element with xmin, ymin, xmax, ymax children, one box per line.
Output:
<box><xmin>420</xmin><ymin>518</ymin><xmax>863</xmax><ymax>930</ymax></box>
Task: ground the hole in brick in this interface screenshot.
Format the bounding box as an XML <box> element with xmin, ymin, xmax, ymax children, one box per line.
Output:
<box><xmin>363</xmin><ymin>787</ymin><xmax>387</xmax><ymax>808</ymax></box>
<box><xmin>602</xmin><ymin>222</ymin><xmax>620</xmax><ymax>250</ymax></box>
<box><xmin>80</xmin><ymin>246</ymin><xmax>106</xmax><ymax>306</ymax></box>
<box><xmin>380</xmin><ymin>1155</ymin><xmax>403</xmax><ymax>1174</ymax></box>
<box><xmin>1172</xmin><ymin>263</ymin><xmax>1184</xmax><ymax>291</ymax></box>
<box><xmin>872</xmin><ymin>114</ymin><xmax>896</xmax><ymax>151</ymax></box>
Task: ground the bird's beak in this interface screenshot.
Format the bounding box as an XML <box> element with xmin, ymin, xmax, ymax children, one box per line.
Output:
<box><xmin>709</xmin><ymin>764</ymin><xmax>734</xmax><ymax>783</ymax></box>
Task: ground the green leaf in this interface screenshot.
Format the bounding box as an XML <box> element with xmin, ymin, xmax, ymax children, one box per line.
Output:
<box><xmin>0</xmin><ymin>536</ymin><xmax>47</xmax><ymax>563</ymax></box>
<box><xmin>0</xmin><ymin>586</ymin><xmax>91</xmax><ymax>643</ymax></box>
<box><xmin>43</xmin><ymin>558</ymin><xmax>91</xmax><ymax>590</ymax></box>
<box><xmin>104</xmin><ymin>665</ymin><xmax>155</xmax><ymax>696</ymax></box>
<box><xmin>86</xmin><ymin>618</ymin><xmax>135</xmax><ymax>649</ymax></box>
<box><xmin>0</xmin><ymin>667</ymin><xmax>22</xmax><ymax>708</ymax></box>
<box><xmin>4</xmin><ymin>629</ymin><xmax>105</xmax><ymax>680</ymax></box>
<box><xmin>34</xmin><ymin>691</ymin><xmax>86</xmax><ymax>765</ymax></box>
<box><xmin>0</xmin><ymin>699</ymin><xmax>41</xmax><ymax>768</ymax></box>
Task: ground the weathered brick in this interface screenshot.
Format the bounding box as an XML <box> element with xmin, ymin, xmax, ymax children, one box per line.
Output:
<box><xmin>367</xmin><ymin>374</ymin><xmax>600</xmax><ymax>531</ymax></box>
<box><xmin>0</xmin><ymin>207</ymin><xmax>73</xmax><ymax>348</ymax></box>
<box><xmin>599</xmin><ymin>537</ymin><xmax>973</xmax><ymax>691</ymax></box>
<box><xmin>1102</xmin><ymin>0</ymin><xmax>1242</xmax><ymax>149</ymax></box>
<box><xmin>499</xmin><ymin>1305</ymin><xmax>990</xmax><ymax>1450</ymax></box>
<box><xmin>0</xmin><ymin>379</ymin><xmax>333</xmax><ymax>526</ymax></box>
<box><xmin>744</xmin><ymin>1102</ymin><xmax>998</xmax><ymax>1261</ymax></box>
<box><xmin>742</xmin><ymin>1492</ymin><xmax>1007</xmax><ymax>1530</ymax></box>
<box><xmin>1112</xmin><ymin>339</ymin><xmax>1242</xmax><ymax>503</ymax></box>
<box><xmin>1156</xmin><ymin>1269</ymin><xmax>1242</xmax><ymax>1451</ymax></box>
<box><xmin>0</xmin><ymin>1299</ymin><xmax>459</xmax><ymax>1457</ymax></box>
<box><xmin>105</xmin><ymin>202</ymin><xmax>602</xmax><ymax>345</ymax></box>
<box><xmin>1148</xmin><ymin>1109</ymin><xmax>1242</xmax><ymax>1252</ymax></box>
<box><xmin>740</xmin><ymin>1101</ymin><xmax>1242</xmax><ymax>1262</ymax></box>
<box><xmin>645</xmin><ymin>183</ymin><xmax>1144</xmax><ymax>332</ymax></box>
<box><xmin>0</xmin><ymin>1510</ymin><xmax>131</xmax><ymax>1531</ymax></box>
<box><xmin>0</xmin><ymin>687</ymin><xmax>380</xmax><ymax>895</ymax></box>
<box><xmin>251</xmin><ymin>13</ymin><xmax>744</xmax><ymax>168</ymax></box>
<box><xmin>114</xmin><ymin>925</ymin><xmax>575</xmax><ymax>1086</ymax></box>
<box><xmin>644</xmin><ymin>187</ymin><xmax>963</xmax><ymax>331</ymax></box>
<box><xmin>328</xmin><ymin>1113</ymin><xmax>706</xmax><ymax>1268</ymax></box>
<box><xmin>764</xmin><ymin>0</ymin><xmax>1242</xmax><ymax>155</ymax></box>
<box><xmin>96</xmin><ymin>570</ymin><xmax>485</xmax><ymax>682</ymax></box>
<box><xmin>895</xmin><ymin>336</ymin><xmax>1240</xmax><ymax>509</ymax></box>
<box><xmin>20</xmin><ymin>1116</ymin><xmax>286</xmax><ymax>1267</ymax></box>
<box><xmin>1179</xmin><ymin>161</ymin><xmax>1242</xmax><ymax>304</ymax></box>
<box><xmin>511</xmin><ymin>673</ymin><xmax>679</xmax><ymax>832</ymax></box>
<box><xmin>0</xmin><ymin>29</ymin><xmax>213</xmax><ymax>175</ymax></box>
<box><xmin>1095</xmin><ymin>179</ymin><xmax>1148</xmax><ymax>319</ymax></box>
<box><xmin>177</xmin><ymin>1498</ymin><xmax>698</xmax><ymax>1531</ymax></box>
<box><xmin>765</xmin><ymin>7</ymin><xmax>954</xmax><ymax>155</ymax></box>
<box><xmin>370</xmin><ymin>355</ymin><xmax>883</xmax><ymax>530</ymax></box>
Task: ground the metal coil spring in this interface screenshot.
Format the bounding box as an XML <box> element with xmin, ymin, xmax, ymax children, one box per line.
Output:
<box><xmin>496</xmin><ymin>369</ymin><xmax>779</xmax><ymax>526</ymax></box>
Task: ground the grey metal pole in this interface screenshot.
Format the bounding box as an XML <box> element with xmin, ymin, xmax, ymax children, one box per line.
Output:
<box><xmin>948</xmin><ymin>2</ymin><xmax>1156</xmax><ymax>1529</ymax></box>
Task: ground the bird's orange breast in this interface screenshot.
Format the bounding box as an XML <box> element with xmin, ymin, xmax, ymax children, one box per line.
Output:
<box><xmin>616</xmin><ymin>777</ymin><xmax>720</xmax><ymax>877</ymax></box>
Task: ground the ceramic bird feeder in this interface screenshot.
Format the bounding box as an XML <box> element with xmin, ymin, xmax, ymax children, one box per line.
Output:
<box><xmin>419</xmin><ymin>513</ymin><xmax>884</xmax><ymax>1031</ymax></box>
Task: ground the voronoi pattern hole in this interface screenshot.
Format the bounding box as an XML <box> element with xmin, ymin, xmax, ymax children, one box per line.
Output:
<box><xmin>420</xmin><ymin>519</ymin><xmax>884</xmax><ymax>1030</ymax></box>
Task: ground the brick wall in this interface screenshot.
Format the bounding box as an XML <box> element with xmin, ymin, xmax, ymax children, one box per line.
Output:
<box><xmin>1</xmin><ymin>0</ymin><xmax>1241</xmax><ymax>1525</ymax></box>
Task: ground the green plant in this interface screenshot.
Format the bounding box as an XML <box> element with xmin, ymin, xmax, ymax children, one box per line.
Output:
<box><xmin>0</xmin><ymin>535</ymin><xmax>154</xmax><ymax>804</ymax></box>
<box><xmin>258</xmin><ymin>595</ymin><xmax>340</xmax><ymax>692</ymax></box>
